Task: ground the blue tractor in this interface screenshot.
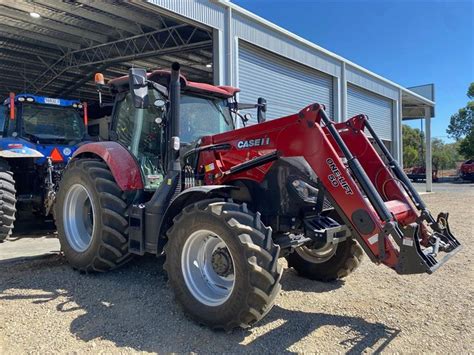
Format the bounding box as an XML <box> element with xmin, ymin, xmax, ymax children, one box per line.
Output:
<box><xmin>0</xmin><ymin>93</ymin><xmax>88</xmax><ymax>241</ymax></box>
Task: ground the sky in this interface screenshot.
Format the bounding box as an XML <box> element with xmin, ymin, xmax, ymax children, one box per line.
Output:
<box><xmin>232</xmin><ymin>0</ymin><xmax>474</xmax><ymax>142</ymax></box>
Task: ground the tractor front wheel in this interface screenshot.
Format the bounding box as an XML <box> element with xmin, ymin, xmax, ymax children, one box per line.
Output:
<box><xmin>0</xmin><ymin>161</ymin><xmax>16</xmax><ymax>242</ymax></box>
<box><xmin>286</xmin><ymin>238</ymin><xmax>363</xmax><ymax>281</ymax></box>
<box><xmin>55</xmin><ymin>159</ymin><xmax>132</xmax><ymax>272</ymax></box>
<box><xmin>164</xmin><ymin>200</ymin><xmax>282</xmax><ymax>331</ymax></box>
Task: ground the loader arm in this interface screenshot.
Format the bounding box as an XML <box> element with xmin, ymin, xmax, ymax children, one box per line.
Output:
<box><xmin>200</xmin><ymin>103</ymin><xmax>461</xmax><ymax>274</ymax></box>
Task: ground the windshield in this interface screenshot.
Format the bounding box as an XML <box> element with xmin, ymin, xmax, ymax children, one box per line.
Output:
<box><xmin>180</xmin><ymin>95</ymin><xmax>234</xmax><ymax>143</ymax></box>
<box><xmin>21</xmin><ymin>104</ymin><xmax>85</xmax><ymax>142</ymax></box>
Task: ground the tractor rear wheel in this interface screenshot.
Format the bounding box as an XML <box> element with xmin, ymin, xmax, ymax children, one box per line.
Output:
<box><xmin>286</xmin><ymin>238</ymin><xmax>363</xmax><ymax>281</ymax></box>
<box><xmin>55</xmin><ymin>159</ymin><xmax>132</xmax><ymax>272</ymax></box>
<box><xmin>0</xmin><ymin>161</ymin><xmax>16</xmax><ymax>242</ymax></box>
<box><xmin>164</xmin><ymin>200</ymin><xmax>282</xmax><ymax>331</ymax></box>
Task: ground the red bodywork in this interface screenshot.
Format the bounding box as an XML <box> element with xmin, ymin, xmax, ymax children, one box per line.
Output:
<box><xmin>460</xmin><ymin>159</ymin><xmax>474</xmax><ymax>180</ymax></box>
<box><xmin>199</xmin><ymin>104</ymin><xmax>421</xmax><ymax>270</ymax></box>
<box><xmin>73</xmin><ymin>141</ymin><xmax>144</xmax><ymax>190</ymax></box>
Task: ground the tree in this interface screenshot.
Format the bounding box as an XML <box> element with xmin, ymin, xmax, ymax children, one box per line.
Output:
<box><xmin>431</xmin><ymin>138</ymin><xmax>462</xmax><ymax>170</ymax></box>
<box><xmin>402</xmin><ymin>124</ymin><xmax>424</xmax><ymax>168</ymax></box>
<box><xmin>459</xmin><ymin>129</ymin><xmax>474</xmax><ymax>157</ymax></box>
<box><xmin>447</xmin><ymin>83</ymin><xmax>474</xmax><ymax>158</ymax></box>
<box><xmin>403</xmin><ymin>125</ymin><xmax>461</xmax><ymax>170</ymax></box>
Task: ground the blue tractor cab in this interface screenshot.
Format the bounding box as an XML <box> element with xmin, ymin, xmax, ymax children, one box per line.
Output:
<box><xmin>0</xmin><ymin>93</ymin><xmax>88</xmax><ymax>241</ymax></box>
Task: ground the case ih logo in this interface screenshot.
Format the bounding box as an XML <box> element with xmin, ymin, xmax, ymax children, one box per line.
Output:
<box><xmin>237</xmin><ymin>137</ymin><xmax>270</xmax><ymax>149</ymax></box>
<box><xmin>326</xmin><ymin>158</ymin><xmax>353</xmax><ymax>195</ymax></box>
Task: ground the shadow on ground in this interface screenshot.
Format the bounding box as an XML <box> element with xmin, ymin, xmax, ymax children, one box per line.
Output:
<box><xmin>0</xmin><ymin>254</ymin><xmax>400</xmax><ymax>353</ymax></box>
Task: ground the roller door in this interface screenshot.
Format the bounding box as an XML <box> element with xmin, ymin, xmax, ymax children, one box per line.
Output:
<box><xmin>347</xmin><ymin>84</ymin><xmax>393</xmax><ymax>141</ymax></box>
<box><xmin>238</xmin><ymin>43</ymin><xmax>334</xmax><ymax>124</ymax></box>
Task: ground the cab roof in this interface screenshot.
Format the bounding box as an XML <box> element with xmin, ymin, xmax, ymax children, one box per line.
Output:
<box><xmin>108</xmin><ymin>70</ymin><xmax>240</xmax><ymax>98</ymax></box>
<box><xmin>2</xmin><ymin>93</ymin><xmax>82</xmax><ymax>107</ymax></box>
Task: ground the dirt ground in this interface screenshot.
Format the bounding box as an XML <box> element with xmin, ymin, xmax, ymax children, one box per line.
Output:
<box><xmin>0</xmin><ymin>182</ymin><xmax>473</xmax><ymax>354</ymax></box>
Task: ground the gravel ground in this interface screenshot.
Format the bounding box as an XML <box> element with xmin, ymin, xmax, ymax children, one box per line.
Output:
<box><xmin>0</xmin><ymin>183</ymin><xmax>473</xmax><ymax>354</ymax></box>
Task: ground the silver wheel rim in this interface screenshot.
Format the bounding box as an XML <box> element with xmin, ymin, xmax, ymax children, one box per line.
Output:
<box><xmin>181</xmin><ymin>230</ymin><xmax>235</xmax><ymax>307</ymax></box>
<box><xmin>63</xmin><ymin>183</ymin><xmax>95</xmax><ymax>252</ymax></box>
<box><xmin>295</xmin><ymin>243</ymin><xmax>338</xmax><ymax>264</ymax></box>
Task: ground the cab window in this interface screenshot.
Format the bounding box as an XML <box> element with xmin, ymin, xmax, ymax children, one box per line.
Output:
<box><xmin>114</xmin><ymin>90</ymin><xmax>166</xmax><ymax>190</ymax></box>
<box><xmin>180</xmin><ymin>95</ymin><xmax>233</xmax><ymax>143</ymax></box>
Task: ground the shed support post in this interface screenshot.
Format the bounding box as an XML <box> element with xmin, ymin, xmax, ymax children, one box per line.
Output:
<box><xmin>425</xmin><ymin>106</ymin><xmax>432</xmax><ymax>192</ymax></box>
<box><xmin>341</xmin><ymin>62</ymin><xmax>347</xmax><ymax>122</ymax></box>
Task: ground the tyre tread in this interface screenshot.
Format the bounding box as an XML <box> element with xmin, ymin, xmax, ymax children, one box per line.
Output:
<box><xmin>164</xmin><ymin>200</ymin><xmax>282</xmax><ymax>331</ymax></box>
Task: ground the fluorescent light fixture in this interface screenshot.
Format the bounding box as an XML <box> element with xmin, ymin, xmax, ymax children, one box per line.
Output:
<box><xmin>29</xmin><ymin>12</ymin><xmax>41</xmax><ymax>18</ymax></box>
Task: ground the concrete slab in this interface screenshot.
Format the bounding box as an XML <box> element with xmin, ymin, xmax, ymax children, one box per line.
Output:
<box><xmin>0</xmin><ymin>235</ymin><xmax>60</xmax><ymax>263</ymax></box>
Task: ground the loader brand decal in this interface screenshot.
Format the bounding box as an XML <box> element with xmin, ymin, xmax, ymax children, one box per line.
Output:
<box><xmin>326</xmin><ymin>158</ymin><xmax>353</xmax><ymax>195</ymax></box>
<box><xmin>237</xmin><ymin>137</ymin><xmax>270</xmax><ymax>149</ymax></box>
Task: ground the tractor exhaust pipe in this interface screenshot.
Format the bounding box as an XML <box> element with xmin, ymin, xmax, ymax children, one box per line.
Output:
<box><xmin>168</xmin><ymin>62</ymin><xmax>181</xmax><ymax>171</ymax></box>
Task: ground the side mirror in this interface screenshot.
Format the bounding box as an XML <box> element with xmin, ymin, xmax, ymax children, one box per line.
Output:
<box><xmin>129</xmin><ymin>68</ymin><xmax>149</xmax><ymax>109</ymax></box>
<box><xmin>257</xmin><ymin>97</ymin><xmax>267</xmax><ymax>123</ymax></box>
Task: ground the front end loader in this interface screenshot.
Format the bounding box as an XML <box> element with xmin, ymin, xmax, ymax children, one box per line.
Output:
<box><xmin>55</xmin><ymin>63</ymin><xmax>461</xmax><ymax>331</ymax></box>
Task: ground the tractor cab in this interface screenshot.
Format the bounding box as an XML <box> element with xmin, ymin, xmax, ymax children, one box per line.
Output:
<box><xmin>1</xmin><ymin>93</ymin><xmax>87</xmax><ymax>164</ymax></box>
<box><xmin>102</xmin><ymin>70</ymin><xmax>265</xmax><ymax>190</ymax></box>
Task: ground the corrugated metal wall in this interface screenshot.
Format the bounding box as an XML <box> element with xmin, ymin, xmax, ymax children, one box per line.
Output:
<box><xmin>232</xmin><ymin>14</ymin><xmax>341</xmax><ymax>78</ymax></box>
<box><xmin>347</xmin><ymin>84</ymin><xmax>393</xmax><ymax>141</ymax></box>
<box><xmin>238</xmin><ymin>43</ymin><xmax>334</xmax><ymax>123</ymax></box>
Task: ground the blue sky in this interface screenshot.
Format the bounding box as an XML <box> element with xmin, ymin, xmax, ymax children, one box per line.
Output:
<box><xmin>232</xmin><ymin>0</ymin><xmax>473</xmax><ymax>142</ymax></box>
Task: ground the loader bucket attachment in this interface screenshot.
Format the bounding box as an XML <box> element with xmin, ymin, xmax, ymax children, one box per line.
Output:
<box><xmin>308</xmin><ymin>105</ymin><xmax>462</xmax><ymax>274</ymax></box>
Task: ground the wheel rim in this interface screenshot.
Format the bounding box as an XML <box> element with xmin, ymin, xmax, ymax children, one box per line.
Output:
<box><xmin>295</xmin><ymin>243</ymin><xmax>338</xmax><ymax>264</ymax></box>
<box><xmin>63</xmin><ymin>183</ymin><xmax>95</xmax><ymax>252</ymax></box>
<box><xmin>181</xmin><ymin>230</ymin><xmax>235</xmax><ymax>307</ymax></box>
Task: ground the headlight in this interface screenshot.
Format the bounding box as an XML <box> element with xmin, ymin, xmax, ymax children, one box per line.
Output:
<box><xmin>290</xmin><ymin>179</ymin><xmax>319</xmax><ymax>203</ymax></box>
<box><xmin>26</xmin><ymin>97</ymin><xmax>34</xmax><ymax>102</ymax></box>
<box><xmin>18</xmin><ymin>97</ymin><xmax>25</xmax><ymax>102</ymax></box>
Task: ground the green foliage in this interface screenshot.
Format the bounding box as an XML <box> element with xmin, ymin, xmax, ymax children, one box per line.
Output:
<box><xmin>468</xmin><ymin>82</ymin><xmax>474</xmax><ymax>99</ymax></box>
<box><xmin>459</xmin><ymin>129</ymin><xmax>474</xmax><ymax>158</ymax></box>
<box><xmin>447</xmin><ymin>83</ymin><xmax>474</xmax><ymax>141</ymax></box>
<box><xmin>432</xmin><ymin>138</ymin><xmax>463</xmax><ymax>169</ymax></box>
<box><xmin>403</xmin><ymin>125</ymin><xmax>462</xmax><ymax>169</ymax></box>
<box><xmin>402</xmin><ymin>124</ymin><xmax>424</xmax><ymax>168</ymax></box>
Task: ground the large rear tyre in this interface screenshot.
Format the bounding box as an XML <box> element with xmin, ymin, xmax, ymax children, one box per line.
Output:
<box><xmin>0</xmin><ymin>162</ymin><xmax>16</xmax><ymax>242</ymax></box>
<box><xmin>55</xmin><ymin>159</ymin><xmax>132</xmax><ymax>272</ymax></box>
<box><xmin>286</xmin><ymin>238</ymin><xmax>363</xmax><ymax>281</ymax></box>
<box><xmin>164</xmin><ymin>200</ymin><xmax>282</xmax><ymax>331</ymax></box>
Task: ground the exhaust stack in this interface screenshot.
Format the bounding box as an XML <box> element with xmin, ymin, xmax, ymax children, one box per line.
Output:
<box><xmin>168</xmin><ymin>62</ymin><xmax>181</xmax><ymax>171</ymax></box>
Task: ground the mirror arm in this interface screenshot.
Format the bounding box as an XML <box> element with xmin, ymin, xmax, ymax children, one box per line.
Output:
<box><xmin>148</xmin><ymin>79</ymin><xmax>169</xmax><ymax>97</ymax></box>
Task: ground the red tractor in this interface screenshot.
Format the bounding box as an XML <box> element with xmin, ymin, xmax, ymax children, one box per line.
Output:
<box><xmin>55</xmin><ymin>63</ymin><xmax>461</xmax><ymax>330</ymax></box>
<box><xmin>460</xmin><ymin>159</ymin><xmax>474</xmax><ymax>181</ymax></box>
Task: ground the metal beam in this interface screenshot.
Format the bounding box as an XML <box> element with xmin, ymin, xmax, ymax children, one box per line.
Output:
<box><xmin>0</xmin><ymin>6</ymin><xmax>107</xmax><ymax>43</ymax></box>
<box><xmin>77</xmin><ymin>0</ymin><xmax>162</xmax><ymax>30</ymax></box>
<box><xmin>33</xmin><ymin>0</ymin><xmax>140</xmax><ymax>35</ymax></box>
<box><xmin>0</xmin><ymin>39</ymin><xmax>61</xmax><ymax>59</ymax></box>
<box><xmin>59</xmin><ymin>63</ymin><xmax>109</xmax><ymax>97</ymax></box>
<box><xmin>0</xmin><ymin>24</ymin><xmax>81</xmax><ymax>50</ymax></box>
<box><xmin>26</xmin><ymin>23</ymin><xmax>212</xmax><ymax>94</ymax></box>
<box><xmin>0</xmin><ymin>1</ymin><xmax>112</xmax><ymax>36</ymax></box>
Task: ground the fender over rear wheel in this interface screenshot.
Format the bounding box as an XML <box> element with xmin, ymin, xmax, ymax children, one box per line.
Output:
<box><xmin>55</xmin><ymin>159</ymin><xmax>133</xmax><ymax>272</ymax></box>
<box><xmin>164</xmin><ymin>200</ymin><xmax>282</xmax><ymax>331</ymax></box>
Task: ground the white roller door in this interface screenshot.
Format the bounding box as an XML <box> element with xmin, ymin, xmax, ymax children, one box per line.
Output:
<box><xmin>238</xmin><ymin>43</ymin><xmax>334</xmax><ymax>124</ymax></box>
<box><xmin>347</xmin><ymin>84</ymin><xmax>393</xmax><ymax>141</ymax></box>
